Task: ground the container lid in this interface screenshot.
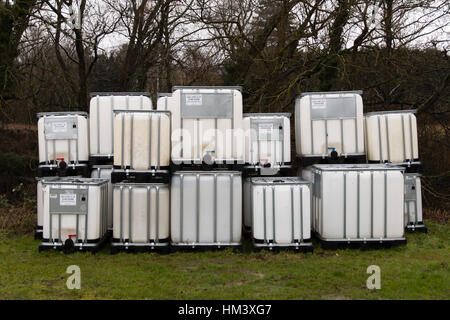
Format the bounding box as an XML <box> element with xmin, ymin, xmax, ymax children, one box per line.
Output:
<box><xmin>172</xmin><ymin>86</ymin><xmax>242</xmax><ymax>92</ymax></box>
<box><xmin>37</xmin><ymin>111</ymin><xmax>88</xmax><ymax>119</ymax></box>
<box><xmin>90</xmin><ymin>92</ymin><xmax>151</xmax><ymax>97</ymax></box>
<box><xmin>157</xmin><ymin>93</ymin><xmax>172</xmax><ymax>98</ymax></box>
<box><xmin>298</xmin><ymin>90</ymin><xmax>363</xmax><ymax>98</ymax></box>
<box><xmin>113</xmin><ymin>109</ymin><xmax>170</xmax><ymax>115</ymax></box>
<box><xmin>365</xmin><ymin>109</ymin><xmax>417</xmax><ymax>116</ymax></box>
<box><xmin>312</xmin><ymin>164</ymin><xmax>404</xmax><ymax>172</ymax></box>
<box><xmin>243</xmin><ymin>113</ymin><xmax>291</xmax><ymax>118</ymax></box>
<box><xmin>172</xmin><ymin>170</ymin><xmax>242</xmax><ymax>175</ymax></box>
<box><xmin>251</xmin><ymin>177</ymin><xmax>310</xmax><ymax>185</ymax></box>
<box><xmin>41</xmin><ymin>177</ymin><xmax>109</xmax><ymax>186</ymax></box>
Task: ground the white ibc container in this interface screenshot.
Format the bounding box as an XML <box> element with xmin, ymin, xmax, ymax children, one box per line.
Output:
<box><xmin>113</xmin><ymin>110</ymin><xmax>171</xmax><ymax>170</ymax></box>
<box><xmin>112</xmin><ymin>183</ymin><xmax>170</xmax><ymax>247</ymax></box>
<box><xmin>365</xmin><ymin>110</ymin><xmax>419</xmax><ymax>164</ymax></box>
<box><xmin>90</xmin><ymin>166</ymin><xmax>113</xmax><ymax>231</ymax></box>
<box><xmin>243</xmin><ymin>113</ymin><xmax>291</xmax><ymax>170</ymax></box>
<box><xmin>157</xmin><ymin>86</ymin><xmax>244</xmax><ymax>164</ymax></box>
<box><xmin>404</xmin><ymin>173</ymin><xmax>426</xmax><ymax>231</ymax></box>
<box><xmin>305</xmin><ymin>164</ymin><xmax>405</xmax><ymax>244</ymax></box>
<box><xmin>89</xmin><ymin>93</ymin><xmax>153</xmax><ymax>160</ymax></box>
<box><xmin>250</xmin><ymin>177</ymin><xmax>312</xmax><ymax>249</ymax></box>
<box><xmin>157</xmin><ymin>93</ymin><xmax>172</xmax><ymax>110</ymax></box>
<box><xmin>295</xmin><ymin>91</ymin><xmax>365</xmax><ymax>159</ymax></box>
<box><xmin>37</xmin><ymin>112</ymin><xmax>89</xmax><ymax>164</ymax></box>
<box><xmin>40</xmin><ymin>178</ymin><xmax>109</xmax><ymax>251</ymax></box>
<box><xmin>36</xmin><ymin>177</ymin><xmax>74</xmax><ymax>238</ymax></box>
<box><xmin>171</xmin><ymin>171</ymin><xmax>242</xmax><ymax>248</ymax></box>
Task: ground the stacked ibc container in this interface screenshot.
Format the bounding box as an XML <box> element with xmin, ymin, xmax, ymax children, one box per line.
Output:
<box><xmin>157</xmin><ymin>86</ymin><xmax>243</xmax><ymax>251</ymax></box>
<box><xmin>109</xmin><ymin>98</ymin><xmax>171</xmax><ymax>253</ymax></box>
<box><xmin>36</xmin><ymin>112</ymin><xmax>110</xmax><ymax>253</ymax></box>
<box><xmin>297</xmin><ymin>91</ymin><xmax>407</xmax><ymax>248</ymax></box>
<box><xmin>242</xmin><ymin>113</ymin><xmax>313</xmax><ymax>252</ymax></box>
<box><xmin>295</xmin><ymin>91</ymin><xmax>366</xmax><ymax>167</ymax></box>
<box><xmin>35</xmin><ymin>112</ymin><xmax>90</xmax><ymax>240</ymax></box>
<box><xmin>88</xmin><ymin>93</ymin><xmax>154</xmax><ymax>237</ymax></box>
<box><xmin>365</xmin><ymin>110</ymin><xmax>426</xmax><ymax>232</ymax></box>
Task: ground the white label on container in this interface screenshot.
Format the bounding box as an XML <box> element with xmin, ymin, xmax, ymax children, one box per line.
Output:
<box><xmin>311</xmin><ymin>99</ymin><xmax>327</xmax><ymax>109</ymax></box>
<box><xmin>60</xmin><ymin>194</ymin><xmax>77</xmax><ymax>206</ymax></box>
<box><xmin>259</xmin><ymin>123</ymin><xmax>273</xmax><ymax>135</ymax></box>
<box><xmin>52</xmin><ymin>122</ymin><xmax>68</xmax><ymax>133</ymax></box>
<box><xmin>185</xmin><ymin>94</ymin><xmax>203</xmax><ymax>106</ymax></box>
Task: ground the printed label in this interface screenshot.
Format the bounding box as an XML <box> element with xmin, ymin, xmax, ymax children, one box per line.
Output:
<box><xmin>311</xmin><ymin>98</ymin><xmax>327</xmax><ymax>109</ymax></box>
<box><xmin>258</xmin><ymin>123</ymin><xmax>273</xmax><ymax>136</ymax></box>
<box><xmin>51</xmin><ymin>121</ymin><xmax>68</xmax><ymax>133</ymax></box>
<box><xmin>60</xmin><ymin>193</ymin><xmax>77</xmax><ymax>206</ymax></box>
<box><xmin>185</xmin><ymin>94</ymin><xmax>203</xmax><ymax>106</ymax></box>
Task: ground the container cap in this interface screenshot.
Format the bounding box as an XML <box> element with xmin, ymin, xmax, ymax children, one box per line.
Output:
<box><xmin>251</xmin><ymin>177</ymin><xmax>310</xmax><ymax>185</ymax></box>
<box><xmin>312</xmin><ymin>164</ymin><xmax>404</xmax><ymax>172</ymax></box>
<box><xmin>37</xmin><ymin>111</ymin><xmax>88</xmax><ymax>119</ymax></box>
<box><xmin>41</xmin><ymin>177</ymin><xmax>109</xmax><ymax>186</ymax></box>
<box><xmin>89</xmin><ymin>92</ymin><xmax>151</xmax><ymax>97</ymax></box>
<box><xmin>365</xmin><ymin>109</ymin><xmax>417</xmax><ymax>116</ymax></box>
<box><xmin>172</xmin><ymin>86</ymin><xmax>242</xmax><ymax>92</ymax></box>
<box><xmin>298</xmin><ymin>90</ymin><xmax>363</xmax><ymax>98</ymax></box>
<box><xmin>243</xmin><ymin>113</ymin><xmax>291</xmax><ymax>118</ymax></box>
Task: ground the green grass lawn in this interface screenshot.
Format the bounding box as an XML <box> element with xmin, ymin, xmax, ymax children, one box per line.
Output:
<box><xmin>0</xmin><ymin>221</ymin><xmax>448</xmax><ymax>300</ymax></box>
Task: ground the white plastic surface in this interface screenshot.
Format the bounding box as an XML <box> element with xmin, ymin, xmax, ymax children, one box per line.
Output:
<box><xmin>171</xmin><ymin>172</ymin><xmax>242</xmax><ymax>244</ymax></box>
<box><xmin>295</xmin><ymin>92</ymin><xmax>365</xmax><ymax>158</ymax></box>
<box><xmin>89</xmin><ymin>94</ymin><xmax>152</xmax><ymax>157</ymax></box>
<box><xmin>112</xmin><ymin>184</ymin><xmax>170</xmax><ymax>242</ymax></box>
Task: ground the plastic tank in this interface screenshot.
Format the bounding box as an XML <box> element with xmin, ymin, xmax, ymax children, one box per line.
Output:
<box><xmin>249</xmin><ymin>177</ymin><xmax>312</xmax><ymax>249</ymax></box>
<box><xmin>39</xmin><ymin>178</ymin><xmax>109</xmax><ymax>252</ymax></box>
<box><xmin>112</xmin><ymin>183</ymin><xmax>170</xmax><ymax>244</ymax></box>
<box><xmin>171</xmin><ymin>171</ymin><xmax>242</xmax><ymax>248</ymax></box>
<box><xmin>157</xmin><ymin>86</ymin><xmax>244</xmax><ymax>164</ymax></box>
<box><xmin>89</xmin><ymin>93</ymin><xmax>153</xmax><ymax>161</ymax></box>
<box><xmin>295</xmin><ymin>91</ymin><xmax>365</xmax><ymax>160</ymax></box>
<box><xmin>303</xmin><ymin>164</ymin><xmax>405</xmax><ymax>244</ymax></box>
<box><xmin>243</xmin><ymin>113</ymin><xmax>291</xmax><ymax>170</ymax></box>
<box><xmin>37</xmin><ymin>112</ymin><xmax>89</xmax><ymax>164</ymax></box>
<box><xmin>365</xmin><ymin>110</ymin><xmax>419</xmax><ymax>164</ymax></box>
<box><xmin>113</xmin><ymin>110</ymin><xmax>171</xmax><ymax>170</ymax></box>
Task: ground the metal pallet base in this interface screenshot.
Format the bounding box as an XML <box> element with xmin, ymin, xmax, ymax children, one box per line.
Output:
<box><xmin>297</xmin><ymin>154</ymin><xmax>366</xmax><ymax>167</ymax></box>
<box><xmin>110</xmin><ymin>241</ymin><xmax>170</xmax><ymax>254</ymax></box>
<box><xmin>170</xmin><ymin>242</ymin><xmax>243</xmax><ymax>252</ymax></box>
<box><xmin>38</xmin><ymin>234</ymin><xmax>109</xmax><ymax>254</ymax></box>
<box><xmin>405</xmin><ymin>223</ymin><xmax>427</xmax><ymax>233</ymax></box>
<box><xmin>313</xmin><ymin>231</ymin><xmax>406</xmax><ymax>250</ymax></box>
<box><xmin>253</xmin><ymin>240</ymin><xmax>313</xmax><ymax>253</ymax></box>
<box><xmin>34</xmin><ymin>227</ymin><xmax>43</xmax><ymax>240</ymax></box>
<box><xmin>89</xmin><ymin>155</ymin><xmax>113</xmax><ymax>166</ymax></box>
<box><xmin>37</xmin><ymin>163</ymin><xmax>90</xmax><ymax>178</ymax></box>
<box><xmin>111</xmin><ymin>169</ymin><xmax>170</xmax><ymax>184</ymax></box>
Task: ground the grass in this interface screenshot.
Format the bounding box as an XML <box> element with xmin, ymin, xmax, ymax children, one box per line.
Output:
<box><xmin>0</xmin><ymin>221</ymin><xmax>448</xmax><ymax>300</ymax></box>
